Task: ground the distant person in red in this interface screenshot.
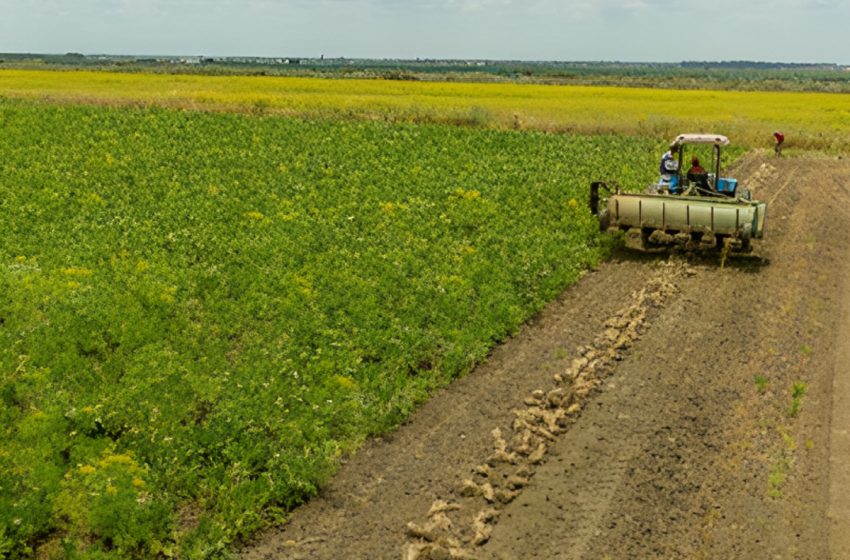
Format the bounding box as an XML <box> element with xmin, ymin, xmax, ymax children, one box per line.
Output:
<box><xmin>773</xmin><ymin>131</ymin><xmax>785</xmax><ymax>156</ymax></box>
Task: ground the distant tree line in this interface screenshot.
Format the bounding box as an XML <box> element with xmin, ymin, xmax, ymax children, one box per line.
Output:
<box><xmin>2</xmin><ymin>53</ymin><xmax>849</xmax><ymax>93</ymax></box>
<box><xmin>680</xmin><ymin>60</ymin><xmax>842</xmax><ymax>70</ymax></box>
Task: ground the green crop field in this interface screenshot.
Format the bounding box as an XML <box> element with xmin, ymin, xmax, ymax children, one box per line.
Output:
<box><xmin>0</xmin><ymin>98</ymin><xmax>677</xmax><ymax>557</ymax></box>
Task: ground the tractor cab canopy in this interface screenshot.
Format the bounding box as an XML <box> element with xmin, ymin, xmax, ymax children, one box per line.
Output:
<box><xmin>672</xmin><ymin>133</ymin><xmax>729</xmax><ymax>147</ymax></box>
<box><xmin>669</xmin><ymin>133</ymin><xmax>732</xmax><ymax>193</ymax></box>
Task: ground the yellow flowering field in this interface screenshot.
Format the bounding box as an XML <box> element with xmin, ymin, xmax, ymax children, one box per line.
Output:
<box><xmin>2</xmin><ymin>69</ymin><xmax>849</xmax><ymax>151</ymax></box>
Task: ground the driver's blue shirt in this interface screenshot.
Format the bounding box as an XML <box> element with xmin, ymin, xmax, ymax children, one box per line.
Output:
<box><xmin>659</xmin><ymin>151</ymin><xmax>679</xmax><ymax>181</ymax></box>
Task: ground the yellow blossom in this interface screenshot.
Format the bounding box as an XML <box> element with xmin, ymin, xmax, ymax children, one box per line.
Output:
<box><xmin>61</xmin><ymin>267</ymin><xmax>92</xmax><ymax>277</ymax></box>
<box><xmin>453</xmin><ymin>188</ymin><xmax>480</xmax><ymax>201</ymax></box>
<box><xmin>83</xmin><ymin>192</ymin><xmax>105</xmax><ymax>206</ymax></box>
<box><xmin>333</xmin><ymin>375</ymin><xmax>357</xmax><ymax>390</ymax></box>
<box><xmin>98</xmin><ymin>453</ymin><xmax>137</xmax><ymax>467</ymax></box>
<box><xmin>160</xmin><ymin>287</ymin><xmax>177</xmax><ymax>304</ymax></box>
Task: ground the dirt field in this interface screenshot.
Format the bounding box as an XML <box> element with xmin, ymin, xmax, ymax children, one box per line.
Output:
<box><xmin>241</xmin><ymin>155</ymin><xmax>850</xmax><ymax>559</ymax></box>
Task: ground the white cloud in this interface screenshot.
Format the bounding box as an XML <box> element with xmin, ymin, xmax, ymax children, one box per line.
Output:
<box><xmin>444</xmin><ymin>0</ymin><xmax>513</xmax><ymax>11</ymax></box>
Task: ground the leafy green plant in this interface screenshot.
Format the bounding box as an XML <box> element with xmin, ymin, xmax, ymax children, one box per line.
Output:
<box><xmin>789</xmin><ymin>381</ymin><xmax>808</xmax><ymax>417</ymax></box>
<box><xmin>54</xmin><ymin>452</ymin><xmax>174</xmax><ymax>558</ymax></box>
<box><xmin>767</xmin><ymin>458</ymin><xmax>790</xmax><ymax>498</ymax></box>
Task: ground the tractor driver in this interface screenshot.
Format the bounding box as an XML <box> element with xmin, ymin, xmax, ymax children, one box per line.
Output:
<box><xmin>658</xmin><ymin>144</ymin><xmax>680</xmax><ymax>192</ymax></box>
<box><xmin>687</xmin><ymin>156</ymin><xmax>706</xmax><ymax>176</ymax></box>
<box><xmin>687</xmin><ymin>156</ymin><xmax>708</xmax><ymax>187</ymax></box>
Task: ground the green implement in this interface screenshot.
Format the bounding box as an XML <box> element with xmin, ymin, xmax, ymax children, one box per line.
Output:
<box><xmin>590</xmin><ymin>185</ymin><xmax>766</xmax><ymax>252</ymax></box>
<box><xmin>589</xmin><ymin>133</ymin><xmax>767</xmax><ymax>253</ymax></box>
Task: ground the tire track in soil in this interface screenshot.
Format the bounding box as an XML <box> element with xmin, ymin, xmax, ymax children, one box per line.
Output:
<box><xmin>242</xmin><ymin>156</ymin><xmax>850</xmax><ymax>559</ymax></box>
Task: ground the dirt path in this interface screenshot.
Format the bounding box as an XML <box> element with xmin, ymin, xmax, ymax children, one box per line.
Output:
<box><xmin>829</xmin><ymin>186</ymin><xmax>850</xmax><ymax>559</ymax></box>
<box><xmin>241</xmin><ymin>155</ymin><xmax>850</xmax><ymax>559</ymax></box>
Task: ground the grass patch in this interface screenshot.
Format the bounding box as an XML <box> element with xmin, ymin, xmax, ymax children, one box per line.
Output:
<box><xmin>767</xmin><ymin>458</ymin><xmax>790</xmax><ymax>498</ymax></box>
<box><xmin>553</xmin><ymin>348</ymin><xmax>570</xmax><ymax>360</ymax></box>
<box><xmin>789</xmin><ymin>381</ymin><xmax>809</xmax><ymax>417</ymax></box>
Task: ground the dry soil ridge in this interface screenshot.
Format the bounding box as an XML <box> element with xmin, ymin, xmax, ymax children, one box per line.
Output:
<box><xmin>402</xmin><ymin>259</ymin><xmax>689</xmax><ymax>559</ymax></box>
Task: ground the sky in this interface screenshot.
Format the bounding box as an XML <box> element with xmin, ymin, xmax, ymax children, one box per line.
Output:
<box><xmin>0</xmin><ymin>0</ymin><xmax>847</xmax><ymax>64</ymax></box>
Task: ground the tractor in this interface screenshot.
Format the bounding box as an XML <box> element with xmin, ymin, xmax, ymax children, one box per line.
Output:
<box><xmin>589</xmin><ymin>134</ymin><xmax>766</xmax><ymax>253</ymax></box>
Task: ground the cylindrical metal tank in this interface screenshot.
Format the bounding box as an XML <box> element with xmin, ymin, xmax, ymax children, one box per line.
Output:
<box><xmin>606</xmin><ymin>193</ymin><xmax>767</xmax><ymax>239</ymax></box>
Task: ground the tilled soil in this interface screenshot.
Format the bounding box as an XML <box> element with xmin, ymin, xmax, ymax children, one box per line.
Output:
<box><xmin>242</xmin><ymin>155</ymin><xmax>850</xmax><ymax>559</ymax></box>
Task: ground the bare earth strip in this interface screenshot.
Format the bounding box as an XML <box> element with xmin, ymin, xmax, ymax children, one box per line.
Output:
<box><xmin>241</xmin><ymin>156</ymin><xmax>850</xmax><ymax>559</ymax></box>
<box><xmin>829</xmin><ymin>185</ymin><xmax>850</xmax><ymax>558</ymax></box>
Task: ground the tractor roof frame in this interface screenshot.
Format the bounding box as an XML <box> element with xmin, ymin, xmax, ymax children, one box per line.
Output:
<box><xmin>672</xmin><ymin>133</ymin><xmax>729</xmax><ymax>147</ymax></box>
<box><xmin>671</xmin><ymin>133</ymin><xmax>729</xmax><ymax>183</ymax></box>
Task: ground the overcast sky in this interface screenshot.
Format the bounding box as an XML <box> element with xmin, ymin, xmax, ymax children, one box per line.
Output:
<box><xmin>0</xmin><ymin>0</ymin><xmax>847</xmax><ymax>64</ymax></box>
